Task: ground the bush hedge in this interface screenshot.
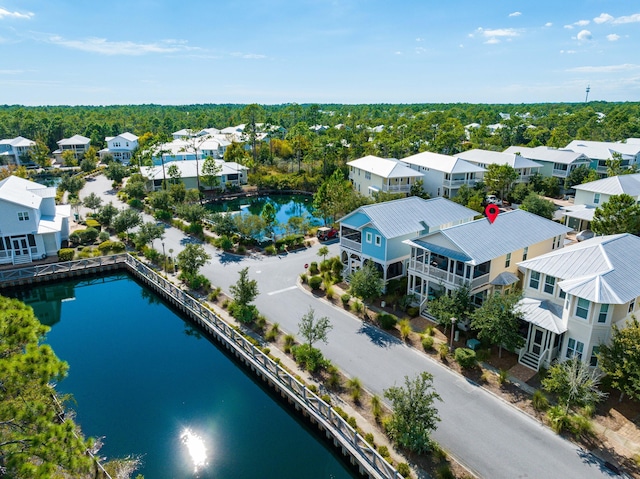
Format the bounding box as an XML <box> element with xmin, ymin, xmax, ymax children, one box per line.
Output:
<box><xmin>377</xmin><ymin>312</ymin><xmax>397</xmax><ymax>330</ymax></box>
<box><xmin>308</xmin><ymin>275</ymin><xmax>323</xmax><ymax>290</ymax></box>
<box><xmin>57</xmin><ymin>248</ymin><xmax>75</xmax><ymax>261</ymax></box>
<box><xmin>454</xmin><ymin>347</ymin><xmax>477</xmax><ymax>369</ymax></box>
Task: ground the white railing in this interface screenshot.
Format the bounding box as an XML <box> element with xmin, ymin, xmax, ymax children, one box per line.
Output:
<box><xmin>382</xmin><ymin>184</ymin><xmax>411</xmax><ymax>193</ymax></box>
<box><xmin>443</xmin><ymin>178</ymin><xmax>476</xmax><ymax>188</ymax></box>
<box><xmin>340</xmin><ymin>237</ymin><xmax>362</xmax><ymax>252</ymax></box>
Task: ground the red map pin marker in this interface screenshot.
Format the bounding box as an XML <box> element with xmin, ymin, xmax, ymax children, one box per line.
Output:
<box><xmin>485</xmin><ymin>204</ymin><xmax>499</xmax><ymax>224</ymax></box>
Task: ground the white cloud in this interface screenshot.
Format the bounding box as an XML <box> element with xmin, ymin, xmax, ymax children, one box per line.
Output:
<box><xmin>0</xmin><ymin>8</ymin><xmax>33</xmax><ymax>19</ymax></box>
<box><xmin>564</xmin><ymin>25</ymin><xmax>573</xmax><ymax>30</ymax></box>
<box><xmin>474</xmin><ymin>27</ymin><xmax>518</xmax><ymax>44</ymax></box>
<box><xmin>230</xmin><ymin>52</ymin><xmax>266</xmax><ymax>59</ymax></box>
<box><xmin>607</xmin><ymin>33</ymin><xmax>620</xmax><ymax>41</ymax></box>
<box><xmin>509</xmin><ymin>12</ymin><xmax>521</xmax><ymax>17</ymax></box>
<box><xmin>394</xmin><ymin>51</ymin><xmax>402</xmax><ymax>55</ymax></box>
<box><xmin>575</xmin><ymin>20</ymin><xmax>590</xmax><ymax>26</ymax></box>
<box><xmin>46</xmin><ymin>35</ymin><xmax>197</xmax><ymax>55</ymax></box>
<box><xmin>594</xmin><ymin>13</ymin><xmax>614</xmax><ymax>24</ymax></box>
<box><xmin>576</xmin><ymin>30</ymin><xmax>592</xmax><ymax>41</ymax></box>
<box><xmin>545</xmin><ymin>22</ymin><xmax>553</xmax><ymax>27</ymax></box>
<box><xmin>594</xmin><ymin>12</ymin><xmax>640</xmax><ymax>24</ymax></box>
<box><xmin>560</xmin><ymin>50</ymin><xmax>577</xmax><ymax>54</ymax></box>
<box><xmin>567</xmin><ymin>64</ymin><xmax>640</xmax><ymax>73</ymax></box>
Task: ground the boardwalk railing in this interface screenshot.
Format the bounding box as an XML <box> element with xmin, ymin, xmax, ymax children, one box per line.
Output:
<box><xmin>0</xmin><ymin>254</ymin><xmax>401</xmax><ymax>479</ymax></box>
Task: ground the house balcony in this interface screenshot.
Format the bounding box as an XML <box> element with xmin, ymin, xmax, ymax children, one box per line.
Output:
<box><xmin>408</xmin><ymin>259</ymin><xmax>490</xmax><ymax>290</ymax></box>
<box><xmin>381</xmin><ymin>184</ymin><xmax>412</xmax><ymax>193</ymax></box>
<box><xmin>340</xmin><ymin>237</ymin><xmax>362</xmax><ymax>252</ymax></box>
<box><xmin>443</xmin><ymin>178</ymin><xmax>477</xmax><ymax>188</ymax></box>
<box><xmin>552</xmin><ymin>169</ymin><xmax>569</xmax><ymax>178</ymax></box>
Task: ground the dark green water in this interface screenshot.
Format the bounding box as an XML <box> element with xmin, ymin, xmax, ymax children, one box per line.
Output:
<box><xmin>11</xmin><ymin>275</ymin><xmax>355</xmax><ymax>479</ymax></box>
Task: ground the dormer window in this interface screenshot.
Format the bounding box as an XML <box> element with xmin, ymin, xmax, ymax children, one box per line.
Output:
<box><xmin>18</xmin><ymin>211</ymin><xmax>29</xmax><ymax>221</ymax></box>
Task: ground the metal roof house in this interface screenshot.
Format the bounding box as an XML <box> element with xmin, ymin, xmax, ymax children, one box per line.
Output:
<box><xmin>347</xmin><ymin>155</ymin><xmax>423</xmax><ymax>198</ymax></box>
<box><xmin>517</xmin><ymin>234</ymin><xmax>640</xmax><ymax>371</ymax></box>
<box><xmin>398</xmin><ymin>151</ymin><xmax>486</xmax><ymax>198</ymax></box>
<box><xmin>404</xmin><ymin>209</ymin><xmax>571</xmax><ymax>317</ymax></box>
<box><xmin>339</xmin><ymin>196</ymin><xmax>477</xmax><ymax>284</ymax></box>
<box><xmin>564</xmin><ymin>139</ymin><xmax>640</xmax><ymax>177</ymax></box>
<box><xmin>0</xmin><ymin>136</ymin><xmax>36</xmax><ymax>166</ymax></box>
<box><xmin>99</xmin><ymin>132</ymin><xmax>139</xmax><ymax>165</ymax></box>
<box><xmin>457</xmin><ymin>149</ymin><xmax>543</xmax><ymax>184</ymax></box>
<box><xmin>53</xmin><ymin>135</ymin><xmax>91</xmax><ymax>162</ymax></box>
<box><xmin>141</xmin><ymin>160</ymin><xmax>248</xmax><ymax>192</ymax></box>
<box><xmin>503</xmin><ymin>146</ymin><xmax>591</xmax><ymax>183</ymax></box>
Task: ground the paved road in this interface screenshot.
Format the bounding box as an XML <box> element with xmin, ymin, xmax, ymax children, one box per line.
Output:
<box><xmin>79</xmin><ymin>176</ymin><xmax>621</xmax><ymax>479</ymax></box>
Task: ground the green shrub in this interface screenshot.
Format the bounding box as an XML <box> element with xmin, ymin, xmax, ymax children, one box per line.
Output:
<box><xmin>264</xmin><ymin>244</ymin><xmax>276</xmax><ymax>255</ymax></box>
<box><xmin>397</xmin><ymin>462</ymin><xmax>411</xmax><ymax>478</ymax></box>
<box><xmin>347</xmin><ymin>416</ymin><xmax>357</xmax><ymax>429</ymax></box>
<box><xmin>326</xmin><ymin>285</ymin><xmax>335</xmax><ymax>299</ymax></box>
<box><xmin>326</xmin><ymin>364</ymin><xmax>342</xmax><ymax>389</ymax></box>
<box><xmin>547</xmin><ymin>405</ymin><xmax>572</xmax><ymax>434</ymax></box>
<box><xmin>85</xmin><ymin>218</ymin><xmax>101</xmax><ymax>229</ymax></box>
<box><xmin>97</xmin><ymin>240</ymin><xmax>114</xmax><ymax>254</ymax></box>
<box><xmin>532</xmin><ymin>390</ymin><xmax>549</xmax><ymax>412</ymax></box>
<box><xmin>347</xmin><ymin>377</ymin><xmax>362</xmax><ymax>403</ymax></box>
<box><xmin>406</xmin><ymin>306</ymin><xmax>419</xmax><ymax>317</ymax></box>
<box><xmin>580</xmin><ymin>404</ymin><xmax>595</xmax><ymax>419</ymax></box>
<box><xmin>321</xmin><ymin>394</ymin><xmax>332</xmax><ymax>405</ymax></box>
<box><xmin>377</xmin><ymin>312</ymin><xmax>397</xmax><ymax>330</ymax></box>
<box><xmin>371</xmin><ymin>395</ymin><xmax>382</xmax><ymax>422</ymax></box>
<box><xmin>436</xmin><ymin>465</ymin><xmax>455</xmax><ymax>479</ymax></box>
<box><xmin>351</xmin><ymin>300</ymin><xmax>363</xmax><ymax>314</ymax></box>
<box><xmin>265</xmin><ymin>325</ymin><xmax>279</xmax><ymax>342</ymax></box>
<box><xmin>98</xmin><ymin>231</ymin><xmax>110</xmax><ymax>242</ymax></box>
<box><xmin>57</xmin><ymin>248</ymin><xmax>75</xmax><ymax>261</ymax></box>
<box><xmin>364</xmin><ymin>432</ymin><xmax>375</xmax><ymax>447</ymax></box>
<box><xmin>422</xmin><ymin>335</ymin><xmax>434</xmax><ymax>351</ymax></box>
<box><xmin>569</xmin><ymin>414</ymin><xmax>594</xmax><ymax>437</ymax></box>
<box><xmin>187</xmin><ymin>222</ymin><xmax>203</xmax><ymax>236</ymax></box>
<box><xmin>475</xmin><ymin>348</ymin><xmax>491</xmax><ymax>362</ymax></box>
<box><xmin>283</xmin><ymin>334</ymin><xmax>296</xmax><ymax>354</ymax></box>
<box><xmin>319</xmin><ymin>259</ymin><xmax>331</xmax><ymax>272</ymax></box>
<box><xmin>377</xmin><ymin>445</ymin><xmax>390</xmax><ymax>459</ymax></box>
<box><xmin>308</xmin><ymin>275</ymin><xmax>323</xmax><ymax>290</ymax></box>
<box><xmin>236</xmin><ymin>244</ymin><xmax>246</xmax><ymax>255</ymax></box>
<box><xmin>498</xmin><ymin>368</ymin><xmax>509</xmax><ymax>385</ymax></box>
<box><xmin>454</xmin><ymin>348</ymin><xmax>477</xmax><ymax>369</ymax></box>
<box><xmin>309</xmin><ymin>261</ymin><xmax>319</xmax><ymax>275</ymax></box>
<box><xmin>110</xmin><ymin>241</ymin><xmax>126</xmax><ymax>253</ymax></box>
<box><xmin>208</xmin><ymin>286</ymin><xmax>222</xmax><ymax>302</ymax></box>
<box><xmin>292</xmin><ymin>344</ymin><xmax>326</xmax><ymax>372</ymax></box>
<box><xmin>299</xmin><ymin>273</ymin><xmax>308</xmax><ymax>284</ymax></box>
<box><xmin>341</xmin><ymin>293</ymin><xmax>351</xmax><ymax>307</ymax></box>
<box><xmin>424</xmin><ymin>325</ymin><xmax>435</xmax><ymax>336</ymax></box>
<box><xmin>399</xmin><ymin>319</ymin><xmax>412</xmax><ymax>340</ymax></box>
<box><xmin>333</xmin><ymin>406</ymin><xmax>349</xmax><ymax>421</ymax></box>
<box><xmin>219</xmin><ymin>235</ymin><xmax>234</xmax><ymax>251</ymax></box>
<box><xmin>127</xmin><ymin>198</ymin><xmax>143</xmax><ymax>209</ymax></box>
<box><xmin>438</xmin><ymin>342</ymin><xmax>450</xmax><ymax>360</ymax></box>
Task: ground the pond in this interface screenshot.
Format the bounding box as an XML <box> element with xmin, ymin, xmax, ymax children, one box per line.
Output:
<box><xmin>8</xmin><ymin>275</ymin><xmax>357</xmax><ymax>479</ymax></box>
<box><xmin>207</xmin><ymin>194</ymin><xmax>324</xmax><ymax>237</ymax></box>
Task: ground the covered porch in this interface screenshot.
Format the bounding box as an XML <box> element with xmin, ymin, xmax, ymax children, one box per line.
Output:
<box><xmin>516</xmin><ymin>298</ymin><xmax>566</xmax><ymax>371</ymax></box>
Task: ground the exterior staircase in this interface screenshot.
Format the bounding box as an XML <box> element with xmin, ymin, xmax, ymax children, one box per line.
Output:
<box><xmin>12</xmin><ymin>254</ymin><xmax>32</xmax><ymax>265</ymax></box>
<box><xmin>518</xmin><ymin>351</ymin><xmax>541</xmax><ymax>371</ymax></box>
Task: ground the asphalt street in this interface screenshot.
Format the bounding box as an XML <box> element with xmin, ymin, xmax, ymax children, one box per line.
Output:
<box><xmin>79</xmin><ymin>175</ymin><xmax>621</xmax><ymax>479</ymax></box>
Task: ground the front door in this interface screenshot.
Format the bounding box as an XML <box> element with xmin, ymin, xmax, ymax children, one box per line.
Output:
<box><xmin>12</xmin><ymin>237</ymin><xmax>29</xmax><ymax>260</ymax></box>
<box><xmin>529</xmin><ymin>327</ymin><xmax>545</xmax><ymax>356</ymax></box>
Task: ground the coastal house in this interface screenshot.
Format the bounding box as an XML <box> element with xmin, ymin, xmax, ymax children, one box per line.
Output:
<box><xmin>99</xmin><ymin>132</ymin><xmax>139</xmax><ymax>165</ymax></box>
<box><xmin>151</xmin><ymin>135</ymin><xmax>231</xmax><ymax>164</ymax></box>
<box><xmin>457</xmin><ymin>149</ymin><xmax>542</xmax><ymax>184</ymax></box>
<box><xmin>404</xmin><ymin>209</ymin><xmax>571</xmax><ymax>317</ymax></box>
<box><xmin>517</xmin><ymin>234</ymin><xmax>640</xmax><ymax>371</ymax></box>
<box><xmin>339</xmin><ymin>196</ymin><xmax>477</xmax><ymax>283</ymax></box>
<box><xmin>564</xmin><ymin>139</ymin><xmax>640</xmax><ymax>177</ymax></box>
<box><xmin>0</xmin><ymin>176</ymin><xmax>70</xmax><ymax>265</ymax></box>
<box><xmin>561</xmin><ymin>173</ymin><xmax>640</xmax><ymax>232</ymax></box>
<box><xmin>503</xmin><ymin>146</ymin><xmax>591</xmax><ymax>184</ymax></box>
<box><xmin>141</xmin><ymin>160</ymin><xmax>248</xmax><ymax>191</ymax></box>
<box><xmin>399</xmin><ymin>151</ymin><xmax>485</xmax><ymax>198</ymax></box>
<box><xmin>347</xmin><ymin>155</ymin><xmax>423</xmax><ymax>198</ymax></box>
<box><xmin>53</xmin><ymin>135</ymin><xmax>91</xmax><ymax>162</ymax></box>
<box><xmin>0</xmin><ymin>136</ymin><xmax>36</xmax><ymax>166</ymax></box>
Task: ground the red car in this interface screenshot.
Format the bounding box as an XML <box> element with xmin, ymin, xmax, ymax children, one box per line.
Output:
<box><xmin>316</xmin><ymin>227</ymin><xmax>338</xmax><ymax>241</ymax></box>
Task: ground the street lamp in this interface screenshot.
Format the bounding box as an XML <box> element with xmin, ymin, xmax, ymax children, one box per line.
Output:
<box><xmin>162</xmin><ymin>241</ymin><xmax>166</xmax><ymax>274</ymax></box>
<box><xmin>450</xmin><ymin>317</ymin><xmax>457</xmax><ymax>352</ymax></box>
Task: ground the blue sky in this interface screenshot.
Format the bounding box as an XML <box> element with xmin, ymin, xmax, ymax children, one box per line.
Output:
<box><xmin>1</xmin><ymin>1</ymin><xmax>639</xmax><ymax>105</ymax></box>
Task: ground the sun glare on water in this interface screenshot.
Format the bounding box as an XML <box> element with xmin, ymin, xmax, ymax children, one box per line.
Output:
<box><xmin>181</xmin><ymin>428</ymin><xmax>208</xmax><ymax>473</ymax></box>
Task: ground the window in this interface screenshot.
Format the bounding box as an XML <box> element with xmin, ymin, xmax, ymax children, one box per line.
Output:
<box><xmin>559</xmin><ymin>289</ymin><xmax>566</xmax><ymax>299</ymax></box>
<box><xmin>544</xmin><ymin>275</ymin><xmax>556</xmax><ymax>295</ymax></box>
<box><xmin>365</xmin><ymin>232</ymin><xmax>372</xmax><ymax>243</ymax></box>
<box><xmin>17</xmin><ymin>211</ymin><xmax>29</xmax><ymax>221</ymax></box>
<box><xmin>529</xmin><ymin>271</ymin><xmax>540</xmax><ymax>289</ymax></box>
<box><xmin>598</xmin><ymin>304</ymin><xmax>609</xmax><ymax>323</ymax></box>
<box><xmin>365</xmin><ymin>171</ymin><xmax>371</xmax><ymax>180</ymax></box>
<box><xmin>505</xmin><ymin>252</ymin><xmax>511</xmax><ymax>268</ymax></box>
<box><xmin>629</xmin><ymin>298</ymin><xmax>636</xmax><ymax>313</ymax></box>
<box><xmin>590</xmin><ymin>346</ymin><xmax>600</xmax><ymax>367</ymax></box>
<box><xmin>375</xmin><ymin>235</ymin><xmax>381</xmax><ymax>246</ymax></box>
<box><xmin>522</xmin><ymin>246</ymin><xmax>528</xmax><ymax>261</ymax></box>
<box><xmin>566</xmin><ymin>338</ymin><xmax>584</xmax><ymax>360</ymax></box>
<box><xmin>594</xmin><ymin>193</ymin><xmax>600</xmax><ymax>204</ymax></box>
<box><xmin>576</xmin><ymin>298</ymin><xmax>590</xmax><ymax>319</ymax></box>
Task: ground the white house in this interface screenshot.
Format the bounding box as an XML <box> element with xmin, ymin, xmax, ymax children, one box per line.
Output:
<box><xmin>517</xmin><ymin>234</ymin><xmax>640</xmax><ymax>371</ymax></box>
<box><xmin>0</xmin><ymin>176</ymin><xmax>70</xmax><ymax>265</ymax></box>
<box><xmin>151</xmin><ymin>135</ymin><xmax>231</xmax><ymax>165</ymax></box>
<box><xmin>99</xmin><ymin>132</ymin><xmax>139</xmax><ymax>165</ymax></box>
<box><xmin>457</xmin><ymin>149</ymin><xmax>542</xmax><ymax>184</ymax></box>
<box><xmin>141</xmin><ymin>160</ymin><xmax>248</xmax><ymax>192</ymax></box>
<box><xmin>53</xmin><ymin>135</ymin><xmax>91</xmax><ymax>162</ymax></box>
<box><xmin>561</xmin><ymin>173</ymin><xmax>640</xmax><ymax>232</ymax></box>
<box><xmin>347</xmin><ymin>155</ymin><xmax>423</xmax><ymax>198</ymax></box>
<box><xmin>399</xmin><ymin>151</ymin><xmax>485</xmax><ymax>198</ymax></box>
<box><xmin>564</xmin><ymin>139</ymin><xmax>640</xmax><ymax>177</ymax></box>
<box><xmin>503</xmin><ymin>146</ymin><xmax>591</xmax><ymax>183</ymax></box>
<box><xmin>0</xmin><ymin>136</ymin><xmax>36</xmax><ymax>166</ymax></box>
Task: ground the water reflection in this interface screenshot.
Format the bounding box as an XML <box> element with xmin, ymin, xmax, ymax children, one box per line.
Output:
<box><xmin>181</xmin><ymin>428</ymin><xmax>208</xmax><ymax>474</ymax></box>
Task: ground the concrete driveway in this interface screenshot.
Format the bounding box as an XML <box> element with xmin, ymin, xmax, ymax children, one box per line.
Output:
<box><xmin>78</xmin><ymin>175</ymin><xmax>622</xmax><ymax>479</ymax></box>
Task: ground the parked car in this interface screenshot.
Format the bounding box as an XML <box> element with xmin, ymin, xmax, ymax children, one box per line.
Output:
<box><xmin>485</xmin><ymin>195</ymin><xmax>503</xmax><ymax>206</ymax></box>
<box><xmin>316</xmin><ymin>226</ymin><xmax>338</xmax><ymax>241</ymax></box>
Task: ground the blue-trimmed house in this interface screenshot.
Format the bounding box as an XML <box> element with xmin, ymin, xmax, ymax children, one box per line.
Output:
<box><xmin>339</xmin><ymin>197</ymin><xmax>477</xmax><ymax>284</ymax></box>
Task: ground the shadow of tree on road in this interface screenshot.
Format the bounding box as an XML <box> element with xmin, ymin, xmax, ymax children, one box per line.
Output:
<box><xmin>356</xmin><ymin>322</ymin><xmax>402</xmax><ymax>348</ymax></box>
<box><xmin>217</xmin><ymin>252</ymin><xmax>245</xmax><ymax>264</ymax></box>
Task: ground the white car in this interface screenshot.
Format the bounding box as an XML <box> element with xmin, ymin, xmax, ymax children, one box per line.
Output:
<box><xmin>485</xmin><ymin>195</ymin><xmax>503</xmax><ymax>206</ymax></box>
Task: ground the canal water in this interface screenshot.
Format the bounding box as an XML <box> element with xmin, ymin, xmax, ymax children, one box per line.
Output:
<box><xmin>11</xmin><ymin>274</ymin><xmax>356</xmax><ymax>479</ymax></box>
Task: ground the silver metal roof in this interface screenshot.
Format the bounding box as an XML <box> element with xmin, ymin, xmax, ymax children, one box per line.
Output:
<box><xmin>347</xmin><ymin>155</ymin><xmax>423</xmax><ymax>179</ymax></box>
<box><xmin>574</xmin><ymin>173</ymin><xmax>640</xmax><ymax>196</ymax></box>
<box><xmin>517</xmin><ymin>298</ymin><xmax>566</xmax><ymax>334</ymax></box>
<box><xmin>411</xmin><ymin>209</ymin><xmax>571</xmax><ymax>265</ymax></box>
<box><xmin>490</xmin><ymin>271</ymin><xmax>520</xmax><ymax>286</ymax></box>
<box><xmin>399</xmin><ymin>151</ymin><xmax>486</xmax><ymax>174</ymax></box>
<box><xmin>518</xmin><ymin>234</ymin><xmax>640</xmax><ymax>304</ymax></box>
<box><xmin>342</xmin><ymin>196</ymin><xmax>477</xmax><ymax>239</ymax></box>
<box><xmin>503</xmin><ymin>146</ymin><xmax>590</xmax><ymax>165</ymax></box>
<box><xmin>457</xmin><ymin>149</ymin><xmax>543</xmax><ymax>170</ymax></box>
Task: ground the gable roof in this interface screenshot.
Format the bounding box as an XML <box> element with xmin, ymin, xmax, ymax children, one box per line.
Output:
<box><xmin>573</xmin><ymin>173</ymin><xmax>640</xmax><ymax>196</ymax></box>
<box><xmin>407</xmin><ymin>209</ymin><xmax>571</xmax><ymax>265</ymax></box>
<box><xmin>0</xmin><ymin>136</ymin><xmax>35</xmax><ymax>148</ymax></box>
<box><xmin>503</xmin><ymin>146</ymin><xmax>590</xmax><ymax>165</ymax></box>
<box><xmin>565</xmin><ymin>140</ymin><xmax>640</xmax><ymax>160</ymax></box>
<box><xmin>347</xmin><ymin>155</ymin><xmax>423</xmax><ymax>179</ymax></box>
<box><xmin>340</xmin><ymin>196</ymin><xmax>477</xmax><ymax>239</ymax></box>
<box><xmin>57</xmin><ymin>134</ymin><xmax>90</xmax><ymax>146</ymax></box>
<box><xmin>518</xmin><ymin>233</ymin><xmax>640</xmax><ymax>304</ymax></box>
<box><xmin>141</xmin><ymin>160</ymin><xmax>247</xmax><ymax>181</ymax></box>
<box><xmin>457</xmin><ymin>149</ymin><xmax>542</xmax><ymax>170</ymax></box>
<box><xmin>517</xmin><ymin>298</ymin><xmax>566</xmax><ymax>334</ymax></box>
<box><xmin>400</xmin><ymin>151</ymin><xmax>486</xmax><ymax>174</ymax></box>
<box><xmin>0</xmin><ymin>175</ymin><xmax>48</xmax><ymax>209</ymax></box>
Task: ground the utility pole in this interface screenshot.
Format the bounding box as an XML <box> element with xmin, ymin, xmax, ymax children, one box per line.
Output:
<box><xmin>585</xmin><ymin>84</ymin><xmax>591</xmax><ymax>103</ymax></box>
